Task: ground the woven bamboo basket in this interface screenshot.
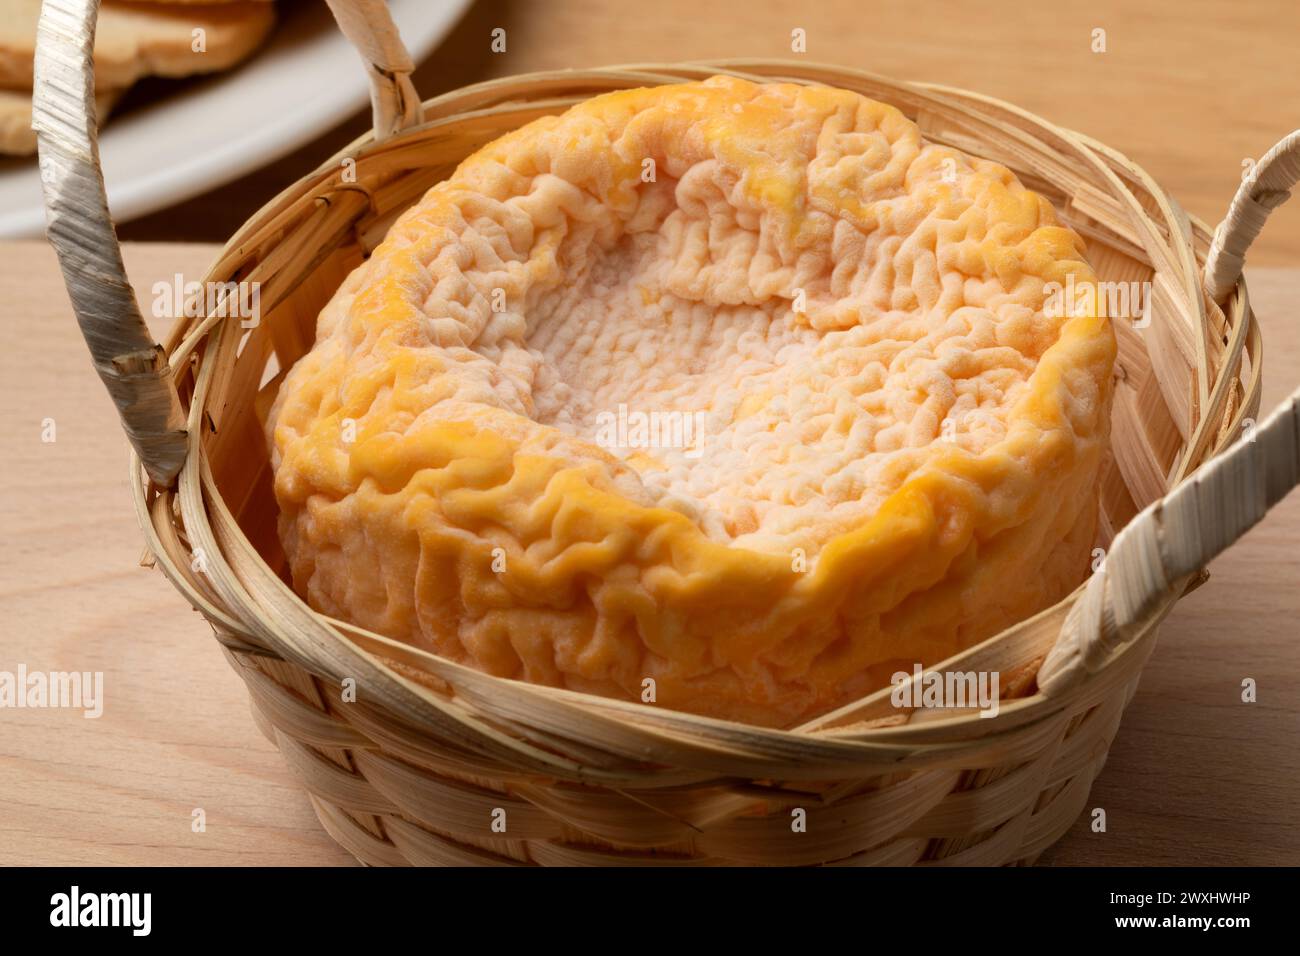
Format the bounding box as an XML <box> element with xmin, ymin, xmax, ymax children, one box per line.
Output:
<box><xmin>34</xmin><ymin>0</ymin><xmax>1300</xmax><ymax>866</ymax></box>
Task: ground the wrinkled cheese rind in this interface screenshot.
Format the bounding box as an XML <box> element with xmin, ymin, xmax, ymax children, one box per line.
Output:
<box><xmin>269</xmin><ymin>77</ymin><xmax>1115</xmax><ymax>727</ymax></box>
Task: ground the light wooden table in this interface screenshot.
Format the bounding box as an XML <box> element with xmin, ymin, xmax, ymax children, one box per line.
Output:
<box><xmin>1</xmin><ymin>241</ymin><xmax>1297</xmax><ymax>866</ymax></box>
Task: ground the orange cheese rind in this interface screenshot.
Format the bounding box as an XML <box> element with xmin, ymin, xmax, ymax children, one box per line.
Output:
<box><xmin>269</xmin><ymin>76</ymin><xmax>1115</xmax><ymax>726</ymax></box>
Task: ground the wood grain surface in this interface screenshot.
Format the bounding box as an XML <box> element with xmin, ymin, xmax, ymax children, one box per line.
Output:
<box><xmin>0</xmin><ymin>240</ymin><xmax>1296</xmax><ymax>866</ymax></box>
<box><xmin>116</xmin><ymin>0</ymin><xmax>1300</xmax><ymax>266</ymax></box>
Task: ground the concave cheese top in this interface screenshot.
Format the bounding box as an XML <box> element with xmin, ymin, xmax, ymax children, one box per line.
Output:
<box><xmin>269</xmin><ymin>76</ymin><xmax>1116</xmax><ymax>726</ymax></box>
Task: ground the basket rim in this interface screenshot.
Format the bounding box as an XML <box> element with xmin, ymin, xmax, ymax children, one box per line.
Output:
<box><xmin>139</xmin><ymin>59</ymin><xmax>1262</xmax><ymax>759</ymax></box>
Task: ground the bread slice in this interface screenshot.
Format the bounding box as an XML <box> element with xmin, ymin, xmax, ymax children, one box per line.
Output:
<box><xmin>0</xmin><ymin>0</ymin><xmax>275</xmax><ymax>91</ymax></box>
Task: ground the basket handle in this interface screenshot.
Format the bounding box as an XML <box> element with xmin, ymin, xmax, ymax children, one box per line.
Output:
<box><xmin>1040</xmin><ymin>381</ymin><xmax>1300</xmax><ymax>694</ymax></box>
<box><xmin>323</xmin><ymin>0</ymin><xmax>424</xmax><ymax>139</ymax></box>
<box><xmin>32</xmin><ymin>0</ymin><xmax>422</xmax><ymax>486</ymax></box>
<box><xmin>1041</xmin><ymin>130</ymin><xmax>1300</xmax><ymax>693</ymax></box>
<box><xmin>1204</xmin><ymin>131</ymin><xmax>1300</xmax><ymax>302</ymax></box>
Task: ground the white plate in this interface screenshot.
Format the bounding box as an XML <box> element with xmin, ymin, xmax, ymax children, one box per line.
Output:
<box><xmin>0</xmin><ymin>0</ymin><xmax>470</xmax><ymax>238</ymax></box>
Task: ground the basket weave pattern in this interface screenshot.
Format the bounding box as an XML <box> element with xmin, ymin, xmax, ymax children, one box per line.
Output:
<box><xmin>155</xmin><ymin>62</ymin><xmax>1258</xmax><ymax>866</ymax></box>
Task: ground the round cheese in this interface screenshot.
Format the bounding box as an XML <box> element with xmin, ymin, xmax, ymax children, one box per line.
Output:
<box><xmin>269</xmin><ymin>76</ymin><xmax>1116</xmax><ymax>726</ymax></box>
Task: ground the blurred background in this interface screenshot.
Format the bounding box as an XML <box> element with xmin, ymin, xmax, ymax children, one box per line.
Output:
<box><xmin>115</xmin><ymin>0</ymin><xmax>1300</xmax><ymax>263</ymax></box>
